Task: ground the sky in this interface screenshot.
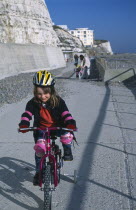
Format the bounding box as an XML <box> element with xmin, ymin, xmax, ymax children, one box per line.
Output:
<box><xmin>45</xmin><ymin>0</ymin><xmax>136</xmax><ymax>54</ymax></box>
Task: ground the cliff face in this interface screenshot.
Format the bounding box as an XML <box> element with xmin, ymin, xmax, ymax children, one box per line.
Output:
<box><xmin>94</xmin><ymin>40</ymin><xmax>113</xmax><ymax>55</ymax></box>
<box><xmin>0</xmin><ymin>0</ymin><xmax>66</xmax><ymax>79</ymax></box>
<box><xmin>53</xmin><ymin>26</ymin><xmax>84</xmax><ymax>52</ymax></box>
<box><xmin>0</xmin><ymin>0</ymin><xmax>59</xmax><ymax>46</ymax></box>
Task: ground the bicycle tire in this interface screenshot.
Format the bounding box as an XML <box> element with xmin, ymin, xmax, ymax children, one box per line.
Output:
<box><xmin>44</xmin><ymin>164</ymin><xmax>52</xmax><ymax>210</ymax></box>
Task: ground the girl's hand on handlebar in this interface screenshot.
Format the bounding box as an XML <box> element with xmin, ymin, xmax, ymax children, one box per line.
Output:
<box><xmin>19</xmin><ymin>125</ymin><xmax>29</xmax><ymax>133</ymax></box>
<box><xmin>66</xmin><ymin>124</ymin><xmax>76</xmax><ymax>130</ymax></box>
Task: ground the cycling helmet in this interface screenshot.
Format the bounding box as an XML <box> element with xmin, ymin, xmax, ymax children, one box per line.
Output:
<box><xmin>33</xmin><ymin>70</ymin><xmax>55</xmax><ymax>86</ymax></box>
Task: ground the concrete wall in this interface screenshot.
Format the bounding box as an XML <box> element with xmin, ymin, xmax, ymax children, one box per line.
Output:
<box><xmin>95</xmin><ymin>58</ymin><xmax>105</xmax><ymax>81</ymax></box>
<box><xmin>0</xmin><ymin>43</ymin><xmax>66</xmax><ymax>79</ymax></box>
<box><xmin>96</xmin><ymin>57</ymin><xmax>136</xmax><ymax>82</ymax></box>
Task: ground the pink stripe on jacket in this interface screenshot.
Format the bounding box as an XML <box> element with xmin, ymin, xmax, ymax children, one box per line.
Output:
<box><xmin>64</xmin><ymin>116</ymin><xmax>73</xmax><ymax>123</ymax></box>
<box><xmin>61</xmin><ymin>111</ymin><xmax>70</xmax><ymax>117</ymax></box>
<box><xmin>25</xmin><ymin>111</ymin><xmax>33</xmax><ymax>117</ymax></box>
<box><xmin>21</xmin><ymin>117</ymin><xmax>30</xmax><ymax>121</ymax></box>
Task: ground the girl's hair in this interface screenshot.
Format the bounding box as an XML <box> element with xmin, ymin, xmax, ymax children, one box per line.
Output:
<box><xmin>34</xmin><ymin>86</ymin><xmax>59</xmax><ymax>108</ymax></box>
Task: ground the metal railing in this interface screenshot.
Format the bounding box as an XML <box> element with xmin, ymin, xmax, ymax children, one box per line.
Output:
<box><xmin>105</xmin><ymin>68</ymin><xmax>136</xmax><ymax>85</ymax></box>
<box><xmin>106</xmin><ymin>59</ymin><xmax>135</xmax><ymax>70</ymax></box>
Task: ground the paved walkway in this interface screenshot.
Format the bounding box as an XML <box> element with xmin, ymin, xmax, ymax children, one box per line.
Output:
<box><xmin>0</xmin><ymin>71</ymin><xmax>136</xmax><ymax>209</ymax></box>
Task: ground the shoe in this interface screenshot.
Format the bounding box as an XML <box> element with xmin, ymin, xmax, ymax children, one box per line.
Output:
<box><xmin>33</xmin><ymin>172</ymin><xmax>39</xmax><ymax>186</ymax></box>
<box><xmin>63</xmin><ymin>154</ymin><xmax>73</xmax><ymax>161</ymax></box>
<box><xmin>63</xmin><ymin>145</ymin><xmax>73</xmax><ymax>161</ymax></box>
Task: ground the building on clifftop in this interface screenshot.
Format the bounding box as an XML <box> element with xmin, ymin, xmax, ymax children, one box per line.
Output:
<box><xmin>69</xmin><ymin>28</ymin><xmax>94</xmax><ymax>47</ymax></box>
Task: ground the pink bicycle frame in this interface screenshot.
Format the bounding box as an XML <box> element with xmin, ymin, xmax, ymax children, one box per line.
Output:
<box><xmin>38</xmin><ymin>127</ymin><xmax>60</xmax><ymax>188</ymax></box>
<box><xmin>19</xmin><ymin>126</ymin><xmax>77</xmax><ymax>188</ymax></box>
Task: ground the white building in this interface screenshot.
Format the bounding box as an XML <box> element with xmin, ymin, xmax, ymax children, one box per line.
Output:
<box><xmin>69</xmin><ymin>28</ymin><xmax>94</xmax><ymax>47</ymax></box>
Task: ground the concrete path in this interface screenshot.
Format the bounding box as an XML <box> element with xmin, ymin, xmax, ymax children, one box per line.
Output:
<box><xmin>0</xmin><ymin>72</ymin><xmax>136</xmax><ymax>209</ymax></box>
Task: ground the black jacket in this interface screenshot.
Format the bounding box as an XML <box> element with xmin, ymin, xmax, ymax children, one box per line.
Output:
<box><xmin>19</xmin><ymin>96</ymin><xmax>76</xmax><ymax>128</ymax></box>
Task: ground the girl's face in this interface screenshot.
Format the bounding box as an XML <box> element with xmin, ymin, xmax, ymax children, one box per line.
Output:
<box><xmin>35</xmin><ymin>87</ymin><xmax>51</xmax><ymax>103</ymax></box>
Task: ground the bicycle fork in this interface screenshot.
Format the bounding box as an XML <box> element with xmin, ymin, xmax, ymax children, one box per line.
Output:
<box><xmin>39</xmin><ymin>154</ymin><xmax>58</xmax><ymax>188</ymax></box>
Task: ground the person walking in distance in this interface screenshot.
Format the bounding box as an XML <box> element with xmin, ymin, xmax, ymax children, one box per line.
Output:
<box><xmin>74</xmin><ymin>54</ymin><xmax>79</xmax><ymax>66</ymax></box>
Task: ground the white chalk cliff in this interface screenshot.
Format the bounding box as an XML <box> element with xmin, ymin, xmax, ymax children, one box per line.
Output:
<box><xmin>98</xmin><ymin>41</ymin><xmax>113</xmax><ymax>54</ymax></box>
<box><xmin>0</xmin><ymin>0</ymin><xmax>66</xmax><ymax>79</ymax></box>
<box><xmin>94</xmin><ymin>40</ymin><xmax>113</xmax><ymax>55</ymax></box>
<box><xmin>0</xmin><ymin>0</ymin><xmax>59</xmax><ymax>46</ymax></box>
<box><xmin>54</xmin><ymin>26</ymin><xmax>84</xmax><ymax>52</ymax></box>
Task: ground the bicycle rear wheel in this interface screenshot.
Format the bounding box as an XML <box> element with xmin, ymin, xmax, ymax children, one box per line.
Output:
<box><xmin>55</xmin><ymin>145</ymin><xmax>62</xmax><ymax>184</ymax></box>
<box><xmin>44</xmin><ymin>164</ymin><xmax>52</xmax><ymax>210</ymax></box>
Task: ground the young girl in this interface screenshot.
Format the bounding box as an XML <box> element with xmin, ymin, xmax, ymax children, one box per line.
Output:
<box><xmin>19</xmin><ymin>70</ymin><xmax>76</xmax><ymax>185</ymax></box>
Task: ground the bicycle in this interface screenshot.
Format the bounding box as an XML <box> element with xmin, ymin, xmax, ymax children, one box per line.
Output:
<box><xmin>19</xmin><ymin>126</ymin><xmax>77</xmax><ymax>210</ymax></box>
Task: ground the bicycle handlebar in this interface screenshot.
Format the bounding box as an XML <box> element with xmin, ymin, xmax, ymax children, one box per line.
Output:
<box><xmin>18</xmin><ymin>126</ymin><xmax>77</xmax><ymax>132</ymax></box>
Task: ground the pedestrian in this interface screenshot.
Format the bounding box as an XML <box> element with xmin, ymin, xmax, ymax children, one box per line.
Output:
<box><xmin>19</xmin><ymin>70</ymin><xmax>77</xmax><ymax>185</ymax></box>
<box><xmin>79</xmin><ymin>54</ymin><xmax>91</xmax><ymax>79</ymax></box>
<box><xmin>74</xmin><ymin>54</ymin><xmax>79</xmax><ymax>66</ymax></box>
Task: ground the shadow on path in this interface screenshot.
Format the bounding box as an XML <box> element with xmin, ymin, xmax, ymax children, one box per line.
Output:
<box><xmin>0</xmin><ymin>157</ymin><xmax>43</xmax><ymax>209</ymax></box>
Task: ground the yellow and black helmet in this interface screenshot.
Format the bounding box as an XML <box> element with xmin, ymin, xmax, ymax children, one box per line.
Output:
<box><xmin>33</xmin><ymin>70</ymin><xmax>55</xmax><ymax>86</ymax></box>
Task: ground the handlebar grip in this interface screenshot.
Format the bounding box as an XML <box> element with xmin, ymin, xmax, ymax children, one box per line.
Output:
<box><xmin>18</xmin><ymin>127</ymin><xmax>37</xmax><ymax>132</ymax></box>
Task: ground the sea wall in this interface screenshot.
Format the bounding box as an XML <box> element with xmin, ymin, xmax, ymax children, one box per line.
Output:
<box><xmin>0</xmin><ymin>43</ymin><xmax>66</xmax><ymax>79</ymax></box>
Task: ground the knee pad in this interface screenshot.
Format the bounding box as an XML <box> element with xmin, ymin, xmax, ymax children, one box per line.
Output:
<box><xmin>34</xmin><ymin>139</ymin><xmax>46</xmax><ymax>157</ymax></box>
<box><xmin>60</xmin><ymin>132</ymin><xmax>73</xmax><ymax>144</ymax></box>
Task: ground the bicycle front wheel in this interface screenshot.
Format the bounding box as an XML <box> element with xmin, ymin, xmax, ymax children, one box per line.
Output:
<box><xmin>44</xmin><ymin>164</ymin><xmax>52</xmax><ymax>210</ymax></box>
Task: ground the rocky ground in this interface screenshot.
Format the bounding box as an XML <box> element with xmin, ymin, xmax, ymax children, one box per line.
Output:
<box><xmin>0</xmin><ymin>65</ymin><xmax>73</xmax><ymax>107</ymax></box>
